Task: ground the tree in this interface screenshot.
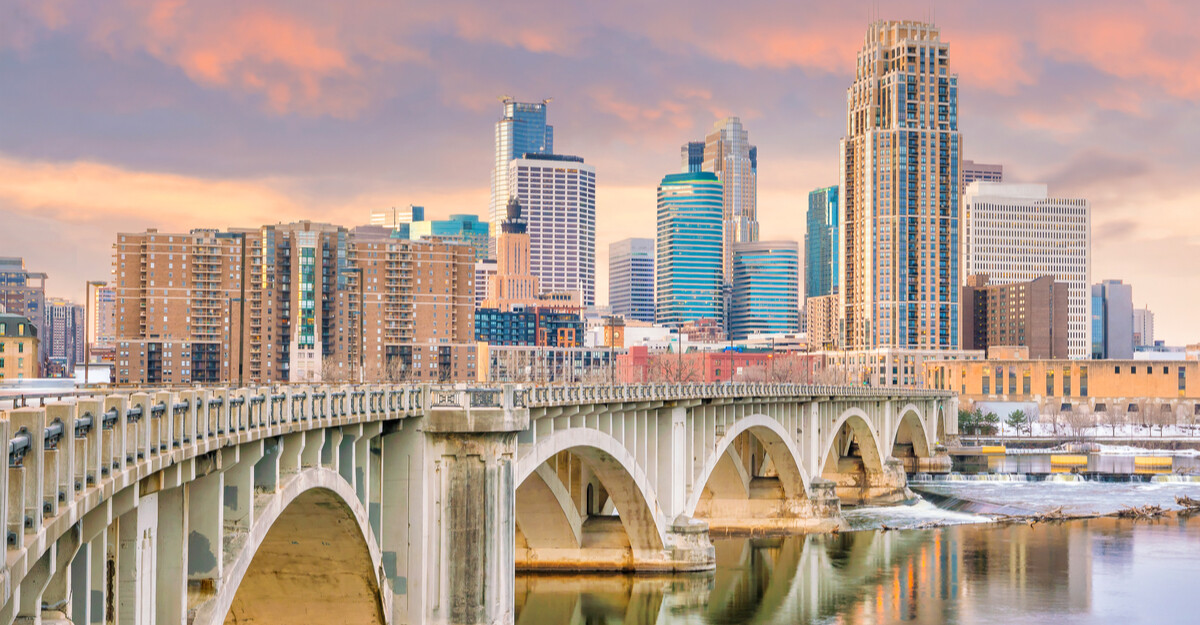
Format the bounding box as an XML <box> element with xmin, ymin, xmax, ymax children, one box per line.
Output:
<box><xmin>1006</xmin><ymin>409</ymin><xmax>1029</xmax><ymax>436</ymax></box>
<box><xmin>646</xmin><ymin>352</ymin><xmax>702</xmax><ymax>383</ymax></box>
<box><xmin>981</xmin><ymin>411</ymin><xmax>1000</xmax><ymax>436</ymax></box>
<box><xmin>1101</xmin><ymin>402</ymin><xmax>1125</xmax><ymax>437</ymax></box>
<box><xmin>1064</xmin><ymin>405</ymin><xmax>1095</xmax><ymax>438</ymax></box>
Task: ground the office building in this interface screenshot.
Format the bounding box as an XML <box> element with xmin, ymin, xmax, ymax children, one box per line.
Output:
<box><xmin>840</xmin><ymin>21</ymin><xmax>962</xmax><ymax>350</ymax></box>
<box><xmin>962</xmin><ymin>274</ymin><xmax>1069</xmax><ymax>359</ymax></box>
<box><xmin>44</xmin><ymin>298</ymin><xmax>84</xmax><ymax>377</ymax></box>
<box><xmin>369</xmin><ymin>205</ymin><xmax>425</xmax><ymax>229</ymax></box>
<box><xmin>806</xmin><ymin>294</ymin><xmax>840</xmax><ymax>350</ymax></box>
<box><xmin>387</xmin><ymin>213</ymin><xmax>491</xmax><ymax>262</ymax></box>
<box><xmin>90</xmin><ymin>285</ymin><xmax>117</xmax><ymax>349</ymax></box>
<box><xmin>655</xmin><ymin>172</ymin><xmax>724</xmax><ymax>330</ymax></box>
<box><xmin>1134</xmin><ymin>307</ymin><xmax>1155</xmax><ymax>348</ymax></box>
<box><xmin>686</xmin><ymin>117</ymin><xmax>758</xmax><ymax>286</ymax></box>
<box><xmin>681</xmin><ymin>141</ymin><xmax>705</xmax><ymax>173</ymax></box>
<box><xmin>609</xmin><ymin>238</ymin><xmax>655</xmax><ymax>323</ymax></box>
<box><xmin>963</xmin><ymin>182</ymin><xmax>1091</xmax><ymax>358</ymax></box>
<box><xmin>490</xmin><ymin>98</ymin><xmax>554</xmax><ymax>257</ymax></box>
<box><xmin>0</xmin><ymin>313</ymin><xmax>39</xmax><ymax>380</ymax></box>
<box><xmin>805</xmin><ymin>186</ymin><xmax>839</xmax><ymax>299</ymax></box>
<box><xmin>961</xmin><ymin>159</ymin><xmax>1003</xmax><ymax>189</ymax></box>
<box><xmin>1091</xmin><ymin>279</ymin><xmax>1134</xmax><ymax>360</ymax></box>
<box><xmin>0</xmin><ymin>257</ymin><xmax>47</xmax><ymax>372</ymax></box>
<box><xmin>730</xmin><ymin>241</ymin><xmax>800</xmax><ymax>340</ymax></box>
<box><xmin>112</xmin><ymin>222</ymin><xmax>476</xmax><ymax>385</ymax></box>
<box><xmin>508</xmin><ymin>154</ymin><xmax>596</xmax><ymax>306</ymax></box>
<box><xmin>486</xmin><ymin>197</ymin><xmax>541</xmax><ymax>310</ymax></box>
<box><xmin>474</xmin><ymin>260</ymin><xmax>496</xmax><ymax>309</ymax></box>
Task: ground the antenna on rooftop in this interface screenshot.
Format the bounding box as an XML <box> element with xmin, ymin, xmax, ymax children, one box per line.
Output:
<box><xmin>543</xmin><ymin>97</ymin><xmax>554</xmax><ymax>105</ymax></box>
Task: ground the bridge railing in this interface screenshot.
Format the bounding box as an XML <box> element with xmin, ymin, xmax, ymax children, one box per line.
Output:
<box><xmin>525</xmin><ymin>383</ymin><xmax>954</xmax><ymax>407</ymax></box>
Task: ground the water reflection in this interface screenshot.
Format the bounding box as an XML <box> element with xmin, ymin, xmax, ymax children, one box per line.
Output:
<box><xmin>515</xmin><ymin>516</ymin><xmax>1200</xmax><ymax>624</ymax></box>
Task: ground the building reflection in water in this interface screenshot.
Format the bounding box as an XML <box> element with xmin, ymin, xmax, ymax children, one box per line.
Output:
<box><xmin>514</xmin><ymin>520</ymin><xmax>1112</xmax><ymax>624</ymax></box>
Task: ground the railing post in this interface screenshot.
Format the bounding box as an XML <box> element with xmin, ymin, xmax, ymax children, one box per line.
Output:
<box><xmin>10</xmin><ymin>407</ymin><xmax>45</xmax><ymax>546</ymax></box>
<box><xmin>76</xmin><ymin>398</ymin><xmax>102</xmax><ymax>493</ymax></box>
<box><xmin>43</xmin><ymin>401</ymin><xmax>76</xmax><ymax>521</ymax></box>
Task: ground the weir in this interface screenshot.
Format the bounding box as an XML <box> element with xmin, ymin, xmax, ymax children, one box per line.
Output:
<box><xmin>0</xmin><ymin>382</ymin><xmax>954</xmax><ymax>624</ymax></box>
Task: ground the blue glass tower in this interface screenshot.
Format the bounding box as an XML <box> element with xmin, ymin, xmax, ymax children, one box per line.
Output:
<box><xmin>804</xmin><ymin>186</ymin><xmax>839</xmax><ymax>299</ymax></box>
<box><xmin>656</xmin><ymin>173</ymin><xmax>724</xmax><ymax>329</ymax></box>
<box><xmin>490</xmin><ymin>99</ymin><xmax>554</xmax><ymax>256</ymax></box>
<box><xmin>730</xmin><ymin>241</ymin><xmax>800</xmax><ymax>340</ymax></box>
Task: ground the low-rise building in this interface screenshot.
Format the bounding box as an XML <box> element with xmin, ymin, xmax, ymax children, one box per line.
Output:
<box><xmin>0</xmin><ymin>313</ymin><xmax>39</xmax><ymax>380</ymax></box>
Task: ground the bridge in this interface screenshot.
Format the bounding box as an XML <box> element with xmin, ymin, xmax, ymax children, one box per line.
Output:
<box><xmin>0</xmin><ymin>382</ymin><xmax>954</xmax><ymax>625</ymax></box>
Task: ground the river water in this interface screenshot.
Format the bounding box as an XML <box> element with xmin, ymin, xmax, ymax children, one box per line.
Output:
<box><xmin>515</xmin><ymin>479</ymin><xmax>1200</xmax><ymax>624</ymax></box>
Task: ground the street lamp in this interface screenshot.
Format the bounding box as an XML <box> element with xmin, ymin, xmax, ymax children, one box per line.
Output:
<box><xmin>84</xmin><ymin>280</ymin><xmax>107</xmax><ymax>386</ymax></box>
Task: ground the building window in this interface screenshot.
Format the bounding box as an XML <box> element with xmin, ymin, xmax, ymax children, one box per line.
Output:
<box><xmin>982</xmin><ymin>374</ymin><xmax>990</xmax><ymax>395</ymax></box>
<box><xmin>1047</xmin><ymin>370</ymin><xmax>1055</xmax><ymax>396</ymax></box>
<box><xmin>1080</xmin><ymin>366</ymin><xmax>1088</xmax><ymax>397</ymax></box>
<box><xmin>1022</xmin><ymin>369</ymin><xmax>1031</xmax><ymax>395</ymax></box>
<box><xmin>1062</xmin><ymin>366</ymin><xmax>1071</xmax><ymax>396</ymax></box>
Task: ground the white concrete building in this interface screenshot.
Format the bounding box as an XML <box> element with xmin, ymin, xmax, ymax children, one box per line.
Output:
<box><xmin>963</xmin><ymin>182</ymin><xmax>1092</xmax><ymax>359</ymax></box>
<box><xmin>1134</xmin><ymin>307</ymin><xmax>1155</xmax><ymax>348</ymax></box>
<box><xmin>509</xmin><ymin>154</ymin><xmax>596</xmax><ymax>307</ymax></box>
<box><xmin>474</xmin><ymin>259</ymin><xmax>497</xmax><ymax>309</ymax></box>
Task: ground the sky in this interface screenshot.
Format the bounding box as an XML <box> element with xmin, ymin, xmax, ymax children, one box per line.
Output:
<box><xmin>2</xmin><ymin>0</ymin><xmax>1199</xmax><ymax>344</ymax></box>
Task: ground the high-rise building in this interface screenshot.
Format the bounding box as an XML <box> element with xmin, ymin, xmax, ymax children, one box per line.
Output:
<box><xmin>730</xmin><ymin>241</ymin><xmax>800</xmax><ymax>340</ymax></box>
<box><xmin>369</xmin><ymin>205</ymin><xmax>425</xmax><ymax>228</ymax></box>
<box><xmin>487</xmin><ymin>197</ymin><xmax>541</xmax><ymax>310</ymax></box>
<box><xmin>1091</xmin><ymin>279</ymin><xmax>1133</xmax><ymax>359</ymax></box>
<box><xmin>392</xmin><ymin>213</ymin><xmax>491</xmax><ymax>262</ymax></box>
<box><xmin>113</xmin><ymin>222</ymin><xmax>476</xmax><ymax>385</ymax></box>
<box><xmin>1133</xmin><ymin>307</ymin><xmax>1155</xmax><ymax>348</ymax></box>
<box><xmin>0</xmin><ymin>256</ymin><xmax>47</xmax><ymax>373</ymax></box>
<box><xmin>806</xmin><ymin>294</ymin><xmax>840</xmax><ymax>350</ymax></box>
<box><xmin>840</xmin><ymin>21</ymin><xmax>961</xmax><ymax>350</ymax></box>
<box><xmin>962</xmin><ymin>274</ymin><xmax>1069</xmax><ymax>359</ymax></box>
<box><xmin>508</xmin><ymin>154</ymin><xmax>596</xmax><ymax>306</ymax></box>
<box><xmin>44</xmin><ymin>298</ymin><xmax>84</xmax><ymax>377</ymax></box>
<box><xmin>688</xmin><ymin>117</ymin><xmax>758</xmax><ymax>286</ymax></box>
<box><xmin>961</xmin><ymin>159</ymin><xmax>1003</xmax><ymax>189</ymax></box>
<box><xmin>805</xmin><ymin>186</ymin><xmax>840</xmax><ymax>299</ymax></box>
<box><xmin>474</xmin><ymin>259</ymin><xmax>496</xmax><ymax>309</ymax></box>
<box><xmin>0</xmin><ymin>313</ymin><xmax>39</xmax><ymax>380</ymax></box>
<box><xmin>655</xmin><ymin>172</ymin><xmax>724</xmax><ymax>329</ymax></box>
<box><xmin>490</xmin><ymin>98</ymin><xmax>554</xmax><ymax>257</ymax></box>
<box><xmin>963</xmin><ymin>182</ymin><xmax>1091</xmax><ymax>358</ymax></box>
<box><xmin>90</xmin><ymin>285</ymin><xmax>117</xmax><ymax>348</ymax></box>
<box><xmin>680</xmin><ymin>141</ymin><xmax>705</xmax><ymax>173</ymax></box>
<box><xmin>608</xmin><ymin>238</ymin><xmax>655</xmax><ymax>323</ymax></box>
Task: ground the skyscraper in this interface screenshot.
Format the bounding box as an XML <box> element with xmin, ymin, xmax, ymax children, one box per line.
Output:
<box><xmin>487</xmin><ymin>197</ymin><xmax>540</xmax><ymax>310</ymax></box>
<box><xmin>730</xmin><ymin>241</ymin><xmax>800</xmax><ymax>340</ymax></box>
<box><xmin>490</xmin><ymin>98</ymin><xmax>554</xmax><ymax>256</ymax></box>
<box><xmin>805</xmin><ymin>186</ymin><xmax>840</xmax><ymax>300</ymax></box>
<box><xmin>508</xmin><ymin>154</ymin><xmax>596</xmax><ymax>306</ymax></box>
<box><xmin>840</xmin><ymin>21</ymin><xmax>961</xmax><ymax>350</ymax></box>
<box><xmin>680</xmin><ymin>141</ymin><xmax>704</xmax><ymax>173</ymax></box>
<box><xmin>609</xmin><ymin>238</ymin><xmax>655</xmax><ymax>323</ymax></box>
<box><xmin>697</xmin><ymin>117</ymin><xmax>758</xmax><ymax>284</ymax></box>
<box><xmin>44</xmin><ymin>298</ymin><xmax>84</xmax><ymax>377</ymax></box>
<box><xmin>1133</xmin><ymin>307</ymin><xmax>1155</xmax><ymax>348</ymax></box>
<box><xmin>0</xmin><ymin>256</ymin><xmax>47</xmax><ymax>372</ymax></box>
<box><xmin>656</xmin><ymin>172</ymin><xmax>724</xmax><ymax>329</ymax></box>
<box><xmin>90</xmin><ymin>284</ymin><xmax>116</xmax><ymax>347</ymax></box>
<box><xmin>1091</xmin><ymin>279</ymin><xmax>1133</xmax><ymax>359</ymax></box>
<box><xmin>963</xmin><ymin>182</ymin><xmax>1092</xmax><ymax>358</ymax></box>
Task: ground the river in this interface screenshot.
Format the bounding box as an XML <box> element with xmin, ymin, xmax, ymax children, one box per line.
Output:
<box><xmin>515</xmin><ymin>479</ymin><xmax>1200</xmax><ymax>624</ymax></box>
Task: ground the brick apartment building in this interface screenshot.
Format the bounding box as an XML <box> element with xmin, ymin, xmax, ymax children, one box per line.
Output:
<box><xmin>112</xmin><ymin>222</ymin><xmax>476</xmax><ymax>385</ymax></box>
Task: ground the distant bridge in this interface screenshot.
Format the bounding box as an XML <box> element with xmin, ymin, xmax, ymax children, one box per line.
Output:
<box><xmin>0</xmin><ymin>383</ymin><xmax>954</xmax><ymax>624</ymax></box>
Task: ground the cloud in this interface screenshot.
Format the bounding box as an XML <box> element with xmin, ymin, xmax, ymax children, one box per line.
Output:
<box><xmin>1045</xmin><ymin>150</ymin><xmax>1150</xmax><ymax>194</ymax></box>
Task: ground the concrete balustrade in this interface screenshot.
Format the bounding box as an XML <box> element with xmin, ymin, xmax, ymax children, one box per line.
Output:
<box><xmin>0</xmin><ymin>382</ymin><xmax>954</xmax><ymax>625</ymax></box>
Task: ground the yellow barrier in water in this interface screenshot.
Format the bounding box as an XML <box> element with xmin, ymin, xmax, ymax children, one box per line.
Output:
<box><xmin>980</xmin><ymin>445</ymin><xmax>1007</xmax><ymax>454</ymax></box>
<box><xmin>1133</xmin><ymin>456</ymin><xmax>1173</xmax><ymax>467</ymax></box>
<box><xmin>1050</xmin><ymin>455</ymin><xmax>1088</xmax><ymax>466</ymax></box>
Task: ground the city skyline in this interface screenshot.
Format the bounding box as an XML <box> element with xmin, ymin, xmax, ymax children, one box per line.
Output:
<box><xmin>2</xmin><ymin>1</ymin><xmax>1197</xmax><ymax>343</ymax></box>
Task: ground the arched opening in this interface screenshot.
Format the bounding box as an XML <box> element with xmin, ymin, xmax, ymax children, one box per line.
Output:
<box><xmin>935</xmin><ymin>406</ymin><xmax>947</xmax><ymax>444</ymax></box>
<box><xmin>223</xmin><ymin>488</ymin><xmax>386</xmax><ymax>624</ymax></box>
<box><xmin>892</xmin><ymin>408</ymin><xmax>932</xmax><ymax>473</ymax></box>
<box><xmin>515</xmin><ymin>437</ymin><xmax>667</xmax><ymax>570</ymax></box>
<box><xmin>820</xmin><ymin>413</ymin><xmax>887</xmax><ymax>506</ymax></box>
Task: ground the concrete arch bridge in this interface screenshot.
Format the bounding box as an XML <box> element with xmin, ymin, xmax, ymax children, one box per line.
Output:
<box><xmin>0</xmin><ymin>382</ymin><xmax>953</xmax><ymax>625</ymax></box>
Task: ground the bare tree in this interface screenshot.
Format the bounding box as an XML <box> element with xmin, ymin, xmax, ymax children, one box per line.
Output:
<box><xmin>1100</xmin><ymin>402</ymin><xmax>1125</xmax><ymax>437</ymax></box>
<box><xmin>1063</xmin><ymin>404</ymin><xmax>1094</xmax><ymax>439</ymax></box>
<box><xmin>320</xmin><ymin>355</ymin><xmax>349</xmax><ymax>384</ymax></box>
<box><xmin>646</xmin><ymin>353</ymin><xmax>702</xmax><ymax>383</ymax></box>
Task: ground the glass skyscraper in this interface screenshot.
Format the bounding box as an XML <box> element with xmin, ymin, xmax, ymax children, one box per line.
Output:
<box><xmin>840</xmin><ymin>21</ymin><xmax>961</xmax><ymax>350</ymax></box>
<box><xmin>609</xmin><ymin>238</ymin><xmax>655</xmax><ymax>323</ymax></box>
<box><xmin>805</xmin><ymin>186</ymin><xmax>839</xmax><ymax>300</ymax></box>
<box><xmin>656</xmin><ymin>172</ymin><xmax>724</xmax><ymax>329</ymax></box>
<box><xmin>730</xmin><ymin>241</ymin><xmax>800</xmax><ymax>340</ymax></box>
<box><xmin>490</xmin><ymin>99</ymin><xmax>554</xmax><ymax>256</ymax></box>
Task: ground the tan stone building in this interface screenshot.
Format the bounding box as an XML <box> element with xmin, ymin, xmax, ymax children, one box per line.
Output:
<box><xmin>113</xmin><ymin>222</ymin><xmax>476</xmax><ymax>385</ymax></box>
<box><xmin>0</xmin><ymin>313</ymin><xmax>39</xmax><ymax>380</ymax></box>
<box><xmin>925</xmin><ymin>357</ymin><xmax>1200</xmax><ymax>419</ymax></box>
<box><xmin>805</xmin><ymin>294</ymin><xmax>839</xmax><ymax>350</ymax></box>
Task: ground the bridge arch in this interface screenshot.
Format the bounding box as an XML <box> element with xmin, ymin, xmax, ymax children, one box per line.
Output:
<box><xmin>820</xmin><ymin>408</ymin><xmax>886</xmax><ymax>476</ymax></box>
<box><xmin>193</xmin><ymin>467</ymin><xmax>390</xmax><ymax>625</ymax></box>
<box><xmin>685</xmin><ymin>414</ymin><xmax>812</xmax><ymax>516</ymax></box>
<box><xmin>516</xmin><ymin>428</ymin><xmax>667</xmax><ymax>554</ymax></box>
<box><xmin>893</xmin><ymin>403</ymin><xmax>933</xmax><ymax>459</ymax></box>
